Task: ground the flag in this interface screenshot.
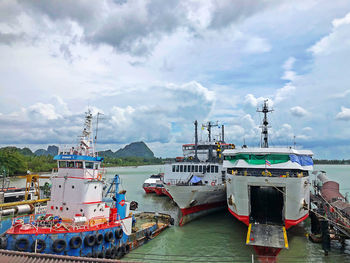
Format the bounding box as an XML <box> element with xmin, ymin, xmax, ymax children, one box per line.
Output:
<box><xmin>265</xmin><ymin>160</ymin><xmax>271</xmax><ymax>166</ymax></box>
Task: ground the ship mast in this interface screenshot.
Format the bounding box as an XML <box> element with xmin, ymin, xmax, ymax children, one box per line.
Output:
<box><xmin>202</xmin><ymin>121</ymin><xmax>218</xmax><ymax>142</ymax></box>
<box><xmin>257</xmin><ymin>100</ymin><xmax>273</xmax><ymax>148</ymax></box>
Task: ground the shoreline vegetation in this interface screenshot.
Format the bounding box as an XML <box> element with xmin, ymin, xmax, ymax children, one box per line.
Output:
<box><xmin>0</xmin><ymin>147</ymin><xmax>165</xmax><ymax>176</ymax></box>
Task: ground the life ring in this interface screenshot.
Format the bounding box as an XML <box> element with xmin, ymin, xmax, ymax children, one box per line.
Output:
<box><xmin>95</xmin><ymin>233</ymin><xmax>104</xmax><ymax>245</ymax></box>
<box><xmin>69</xmin><ymin>236</ymin><xmax>82</xmax><ymax>249</ymax></box>
<box><xmin>15</xmin><ymin>238</ymin><xmax>29</xmax><ymax>251</ymax></box>
<box><xmin>104</xmin><ymin>231</ymin><xmax>113</xmax><ymax>242</ymax></box>
<box><xmin>115</xmin><ymin>228</ymin><xmax>123</xmax><ymax>239</ymax></box>
<box><xmin>84</xmin><ymin>234</ymin><xmax>95</xmax><ymax>247</ymax></box>
<box><xmin>52</xmin><ymin>239</ymin><xmax>66</xmax><ymax>253</ymax></box>
<box><xmin>97</xmin><ymin>173</ymin><xmax>102</xmax><ymax>180</ymax></box>
<box><xmin>31</xmin><ymin>239</ymin><xmax>46</xmax><ymax>253</ymax></box>
<box><xmin>211</xmin><ymin>181</ymin><xmax>216</xmax><ymax>186</ymax></box>
<box><xmin>89</xmin><ymin>219</ymin><xmax>96</xmax><ymax>227</ymax></box>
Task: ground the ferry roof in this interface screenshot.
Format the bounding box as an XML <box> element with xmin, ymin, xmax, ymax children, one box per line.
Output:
<box><xmin>223</xmin><ymin>147</ymin><xmax>313</xmax><ymax>156</ymax></box>
<box><xmin>53</xmin><ymin>154</ymin><xmax>104</xmax><ymax>162</ymax></box>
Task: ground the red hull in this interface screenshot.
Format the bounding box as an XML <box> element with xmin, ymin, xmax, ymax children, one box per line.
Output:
<box><xmin>154</xmin><ymin>187</ymin><xmax>165</xmax><ymax>196</ymax></box>
<box><xmin>143</xmin><ymin>187</ymin><xmax>156</xmax><ymax>193</ymax></box>
<box><xmin>228</xmin><ymin>207</ymin><xmax>249</xmax><ymax>226</ymax></box>
<box><xmin>179</xmin><ymin>201</ymin><xmax>226</xmax><ymax>226</ymax></box>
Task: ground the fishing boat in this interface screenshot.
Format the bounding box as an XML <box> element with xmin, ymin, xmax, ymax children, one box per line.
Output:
<box><xmin>223</xmin><ymin>100</ymin><xmax>313</xmax><ymax>257</ymax></box>
<box><xmin>0</xmin><ymin>110</ymin><xmax>170</xmax><ymax>259</ymax></box>
<box><xmin>164</xmin><ymin>121</ymin><xmax>235</xmax><ymax>226</ymax></box>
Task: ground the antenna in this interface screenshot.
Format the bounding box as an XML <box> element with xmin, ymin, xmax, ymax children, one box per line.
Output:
<box><xmin>94</xmin><ymin>112</ymin><xmax>104</xmax><ymax>155</ymax></box>
<box><xmin>293</xmin><ymin>135</ymin><xmax>296</xmax><ymax>149</ymax></box>
<box><xmin>257</xmin><ymin>99</ymin><xmax>273</xmax><ymax>148</ymax></box>
<box><xmin>194</xmin><ymin>120</ymin><xmax>199</xmax><ymax>162</ymax></box>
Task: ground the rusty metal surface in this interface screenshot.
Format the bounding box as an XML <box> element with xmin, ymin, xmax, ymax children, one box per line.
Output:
<box><xmin>0</xmin><ymin>249</ymin><xmax>142</xmax><ymax>263</ymax></box>
<box><xmin>321</xmin><ymin>181</ymin><xmax>345</xmax><ymax>203</ymax></box>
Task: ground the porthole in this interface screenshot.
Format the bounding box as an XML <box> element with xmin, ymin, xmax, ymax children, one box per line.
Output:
<box><xmin>80</xmin><ymin>209</ymin><xmax>83</xmax><ymax>212</ymax></box>
<box><xmin>72</xmin><ymin>185</ymin><xmax>75</xmax><ymax>189</ymax></box>
<box><xmin>94</xmin><ymin>209</ymin><xmax>96</xmax><ymax>212</ymax></box>
<box><xmin>55</xmin><ymin>206</ymin><xmax>58</xmax><ymax>210</ymax></box>
<box><xmin>94</xmin><ymin>186</ymin><xmax>97</xmax><ymax>189</ymax></box>
<box><xmin>66</xmin><ymin>207</ymin><xmax>69</xmax><ymax>211</ymax></box>
<box><xmin>59</xmin><ymin>185</ymin><xmax>61</xmax><ymax>188</ymax></box>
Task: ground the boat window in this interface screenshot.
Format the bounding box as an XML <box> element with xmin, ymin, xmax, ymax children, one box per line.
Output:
<box><xmin>184</xmin><ymin>165</ymin><xmax>187</xmax><ymax>172</ymax></box>
<box><xmin>191</xmin><ymin>165</ymin><xmax>195</xmax><ymax>172</ymax></box>
<box><xmin>199</xmin><ymin>166</ymin><xmax>202</xmax><ymax>172</ymax></box>
<box><xmin>180</xmin><ymin>165</ymin><xmax>183</xmax><ymax>172</ymax></box>
<box><xmin>207</xmin><ymin>165</ymin><xmax>210</xmax><ymax>173</ymax></box>
<box><xmin>195</xmin><ymin>166</ymin><xmax>198</xmax><ymax>172</ymax></box>
<box><xmin>211</xmin><ymin>165</ymin><xmax>214</xmax><ymax>173</ymax></box>
<box><xmin>176</xmin><ymin>165</ymin><xmax>179</xmax><ymax>172</ymax></box>
<box><xmin>85</xmin><ymin>162</ymin><xmax>94</xmax><ymax>169</ymax></box>
<box><xmin>94</xmin><ymin>163</ymin><xmax>99</xmax><ymax>169</ymax></box>
<box><xmin>188</xmin><ymin>165</ymin><xmax>191</xmax><ymax>172</ymax></box>
<box><xmin>215</xmin><ymin>166</ymin><xmax>218</xmax><ymax>173</ymax></box>
<box><xmin>172</xmin><ymin>165</ymin><xmax>175</xmax><ymax>172</ymax></box>
<box><xmin>59</xmin><ymin>161</ymin><xmax>67</xmax><ymax>168</ymax></box>
<box><xmin>75</xmin><ymin>162</ymin><xmax>83</xmax><ymax>169</ymax></box>
<box><xmin>67</xmin><ymin>161</ymin><xmax>75</xmax><ymax>168</ymax></box>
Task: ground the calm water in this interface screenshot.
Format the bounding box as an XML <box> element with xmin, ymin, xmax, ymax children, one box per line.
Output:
<box><xmin>3</xmin><ymin>165</ymin><xmax>350</xmax><ymax>262</ymax></box>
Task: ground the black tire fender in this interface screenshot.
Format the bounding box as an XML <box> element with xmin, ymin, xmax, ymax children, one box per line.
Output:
<box><xmin>84</xmin><ymin>234</ymin><xmax>95</xmax><ymax>247</ymax></box>
<box><xmin>69</xmin><ymin>236</ymin><xmax>82</xmax><ymax>249</ymax></box>
<box><xmin>104</xmin><ymin>231</ymin><xmax>113</xmax><ymax>242</ymax></box>
<box><xmin>115</xmin><ymin>228</ymin><xmax>123</xmax><ymax>239</ymax></box>
<box><xmin>95</xmin><ymin>233</ymin><xmax>103</xmax><ymax>245</ymax></box>
<box><xmin>31</xmin><ymin>239</ymin><xmax>46</xmax><ymax>253</ymax></box>
<box><xmin>15</xmin><ymin>238</ymin><xmax>29</xmax><ymax>251</ymax></box>
<box><xmin>52</xmin><ymin>239</ymin><xmax>66</xmax><ymax>253</ymax></box>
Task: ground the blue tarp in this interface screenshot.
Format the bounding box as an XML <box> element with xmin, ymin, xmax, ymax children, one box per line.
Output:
<box><xmin>289</xmin><ymin>154</ymin><xmax>313</xmax><ymax>166</ymax></box>
<box><xmin>190</xmin><ymin>176</ymin><xmax>202</xmax><ymax>183</ymax></box>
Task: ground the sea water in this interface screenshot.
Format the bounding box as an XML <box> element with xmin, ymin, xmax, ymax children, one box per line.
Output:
<box><xmin>2</xmin><ymin>165</ymin><xmax>350</xmax><ymax>262</ymax></box>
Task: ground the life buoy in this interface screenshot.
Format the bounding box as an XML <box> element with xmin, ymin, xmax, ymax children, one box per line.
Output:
<box><xmin>211</xmin><ymin>181</ymin><xmax>216</xmax><ymax>186</ymax></box>
<box><xmin>115</xmin><ymin>228</ymin><xmax>123</xmax><ymax>239</ymax></box>
<box><xmin>15</xmin><ymin>238</ymin><xmax>29</xmax><ymax>251</ymax></box>
<box><xmin>31</xmin><ymin>239</ymin><xmax>46</xmax><ymax>253</ymax></box>
<box><xmin>52</xmin><ymin>239</ymin><xmax>66</xmax><ymax>253</ymax></box>
<box><xmin>104</xmin><ymin>231</ymin><xmax>113</xmax><ymax>242</ymax></box>
<box><xmin>97</xmin><ymin>173</ymin><xmax>102</xmax><ymax>180</ymax></box>
<box><xmin>69</xmin><ymin>236</ymin><xmax>82</xmax><ymax>249</ymax></box>
<box><xmin>95</xmin><ymin>233</ymin><xmax>103</xmax><ymax>245</ymax></box>
<box><xmin>84</xmin><ymin>234</ymin><xmax>95</xmax><ymax>247</ymax></box>
<box><xmin>89</xmin><ymin>219</ymin><xmax>96</xmax><ymax>227</ymax></box>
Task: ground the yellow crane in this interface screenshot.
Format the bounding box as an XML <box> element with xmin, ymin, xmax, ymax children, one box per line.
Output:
<box><xmin>17</xmin><ymin>174</ymin><xmax>51</xmax><ymax>201</ymax></box>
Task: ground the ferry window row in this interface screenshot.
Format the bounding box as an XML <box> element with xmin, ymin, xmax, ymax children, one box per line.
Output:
<box><xmin>58</xmin><ymin>161</ymin><xmax>99</xmax><ymax>169</ymax></box>
<box><xmin>172</xmin><ymin>165</ymin><xmax>219</xmax><ymax>173</ymax></box>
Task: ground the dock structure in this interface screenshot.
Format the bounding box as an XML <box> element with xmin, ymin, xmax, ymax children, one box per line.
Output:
<box><xmin>310</xmin><ymin>171</ymin><xmax>350</xmax><ymax>255</ymax></box>
<box><xmin>0</xmin><ymin>249</ymin><xmax>141</xmax><ymax>262</ymax></box>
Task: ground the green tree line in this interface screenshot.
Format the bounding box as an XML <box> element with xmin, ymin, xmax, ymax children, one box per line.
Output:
<box><xmin>0</xmin><ymin>147</ymin><xmax>164</xmax><ymax>176</ymax></box>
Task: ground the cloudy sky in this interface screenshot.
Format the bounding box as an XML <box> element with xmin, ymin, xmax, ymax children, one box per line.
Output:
<box><xmin>1</xmin><ymin>0</ymin><xmax>350</xmax><ymax>159</ymax></box>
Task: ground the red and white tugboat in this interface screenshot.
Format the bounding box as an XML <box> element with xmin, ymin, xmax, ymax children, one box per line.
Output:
<box><xmin>164</xmin><ymin>121</ymin><xmax>235</xmax><ymax>226</ymax></box>
<box><xmin>223</xmin><ymin>100</ymin><xmax>313</xmax><ymax>260</ymax></box>
<box><xmin>0</xmin><ymin>110</ymin><xmax>162</xmax><ymax>259</ymax></box>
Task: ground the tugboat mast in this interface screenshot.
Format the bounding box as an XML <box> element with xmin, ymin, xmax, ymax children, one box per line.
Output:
<box><xmin>257</xmin><ymin>99</ymin><xmax>273</xmax><ymax>148</ymax></box>
<box><xmin>202</xmin><ymin>121</ymin><xmax>218</xmax><ymax>142</ymax></box>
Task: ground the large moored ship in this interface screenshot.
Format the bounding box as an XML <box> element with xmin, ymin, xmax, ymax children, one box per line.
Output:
<box><xmin>223</xmin><ymin>100</ymin><xmax>313</xmax><ymax>256</ymax></box>
<box><xmin>164</xmin><ymin>121</ymin><xmax>235</xmax><ymax>226</ymax></box>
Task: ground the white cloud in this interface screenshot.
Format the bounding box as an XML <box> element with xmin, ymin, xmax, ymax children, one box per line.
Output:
<box><xmin>274</xmin><ymin>83</ymin><xmax>296</xmax><ymax>103</ymax></box>
<box><xmin>244</xmin><ymin>94</ymin><xmax>273</xmax><ymax>108</ymax></box>
<box><xmin>336</xmin><ymin>106</ymin><xmax>350</xmax><ymax>120</ymax></box>
<box><xmin>283</xmin><ymin>57</ymin><xmax>296</xmax><ymax>71</ymax></box>
<box><xmin>290</xmin><ymin>106</ymin><xmax>308</xmax><ymax>117</ymax></box>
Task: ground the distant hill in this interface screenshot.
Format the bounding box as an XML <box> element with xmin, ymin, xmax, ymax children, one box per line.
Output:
<box><xmin>34</xmin><ymin>145</ymin><xmax>59</xmax><ymax>156</ymax></box>
<box><xmin>99</xmin><ymin>141</ymin><xmax>154</xmax><ymax>158</ymax></box>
